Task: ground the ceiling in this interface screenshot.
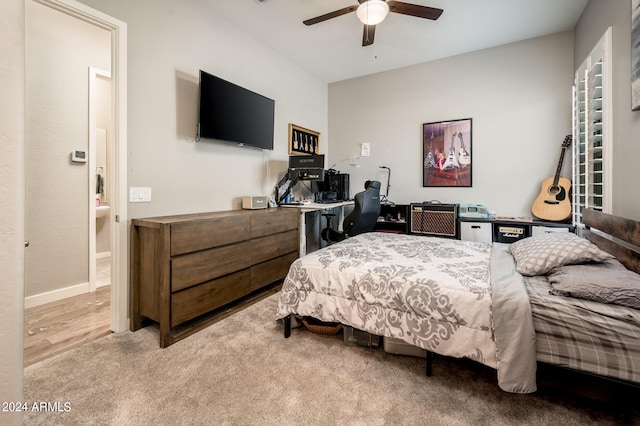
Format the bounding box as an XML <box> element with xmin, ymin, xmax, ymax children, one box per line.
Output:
<box><xmin>202</xmin><ymin>0</ymin><xmax>589</xmax><ymax>83</ymax></box>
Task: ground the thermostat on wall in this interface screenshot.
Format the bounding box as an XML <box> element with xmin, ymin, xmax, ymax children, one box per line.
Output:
<box><xmin>70</xmin><ymin>150</ymin><xmax>87</xmax><ymax>163</ymax></box>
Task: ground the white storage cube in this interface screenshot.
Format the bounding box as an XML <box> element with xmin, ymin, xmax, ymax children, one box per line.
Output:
<box><xmin>460</xmin><ymin>221</ymin><xmax>492</xmax><ymax>243</ymax></box>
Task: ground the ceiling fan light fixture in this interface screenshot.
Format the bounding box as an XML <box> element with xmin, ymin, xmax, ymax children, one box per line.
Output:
<box><xmin>356</xmin><ymin>0</ymin><xmax>390</xmax><ymax>26</ymax></box>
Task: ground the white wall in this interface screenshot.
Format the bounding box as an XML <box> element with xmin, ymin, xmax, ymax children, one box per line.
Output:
<box><xmin>329</xmin><ymin>31</ymin><xmax>575</xmax><ymax>218</ymax></box>
<box><xmin>77</xmin><ymin>0</ymin><xmax>328</xmax><ymax>219</ymax></box>
<box><xmin>25</xmin><ymin>1</ymin><xmax>111</xmax><ymax>297</ymax></box>
<box><xmin>0</xmin><ymin>0</ymin><xmax>25</xmax><ymax>422</ymax></box>
<box><xmin>575</xmin><ymin>0</ymin><xmax>640</xmax><ymax>220</ymax></box>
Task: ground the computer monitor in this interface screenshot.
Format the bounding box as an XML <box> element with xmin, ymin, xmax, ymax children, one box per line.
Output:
<box><xmin>289</xmin><ymin>155</ymin><xmax>325</xmax><ymax>181</ymax></box>
<box><xmin>311</xmin><ymin>179</ymin><xmax>327</xmax><ymax>194</ymax></box>
<box><xmin>289</xmin><ymin>154</ymin><xmax>324</xmax><ymax>169</ymax></box>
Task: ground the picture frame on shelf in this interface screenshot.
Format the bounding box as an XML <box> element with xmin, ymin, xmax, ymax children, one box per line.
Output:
<box><xmin>422</xmin><ymin>118</ymin><xmax>472</xmax><ymax>187</ymax></box>
<box><xmin>288</xmin><ymin>124</ymin><xmax>320</xmax><ymax>155</ymax></box>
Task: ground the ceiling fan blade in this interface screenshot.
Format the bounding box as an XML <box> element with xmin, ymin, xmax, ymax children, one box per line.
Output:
<box><xmin>362</xmin><ymin>24</ymin><xmax>376</xmax><ymax>47</ymax></box>
<box><xmin>387</xmin><ymin>1</ymin><xmax>444</xmax><ymax>20</ymax></box>
<box><xmin>303</xmin><ymin>5</ymin><xmax>358</xmax><ymax>26</ymax></box>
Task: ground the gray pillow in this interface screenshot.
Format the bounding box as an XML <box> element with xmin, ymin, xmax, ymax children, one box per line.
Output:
<box><xmin>508</xmin><ymin>233</ymin><xmax>614</xmax><ymax>276</ymax></box>
<box><xmin>548</xmin><ymin>260</ymin><xmax>640</xmax><ymax>309</ymax></box>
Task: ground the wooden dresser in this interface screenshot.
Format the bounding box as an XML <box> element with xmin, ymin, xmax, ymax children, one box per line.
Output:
<box><xmin>130</xmin><ymin>207</ymin><xmax>299</xmax><ymax>347</ymax></box>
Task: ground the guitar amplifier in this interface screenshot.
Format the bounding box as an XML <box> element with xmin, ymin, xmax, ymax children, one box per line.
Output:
<box><xmin>494</xmin><ymin>223</ymin><xmax>530</xmax><ymax>243</ymax></box>
<box><xmin>410</xmin><ymin>203</ymin><xmax>459</xmax><ymax>239</ymax></box>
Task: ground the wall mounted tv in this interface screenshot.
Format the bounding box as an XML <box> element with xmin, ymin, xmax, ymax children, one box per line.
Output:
<box><xmin>197</xmin><ymin>70</ymin><xmax>275</xmax><ymax>150</ymax></box>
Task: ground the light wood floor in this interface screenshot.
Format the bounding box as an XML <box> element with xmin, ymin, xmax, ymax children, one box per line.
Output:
<box><xmin>24</xmin><ymin>258</ymin><xmax>112</xmax><ymax>367</ymax></box>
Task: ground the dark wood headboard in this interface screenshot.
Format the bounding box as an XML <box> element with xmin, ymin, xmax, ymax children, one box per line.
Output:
<box><xmin>582</xmin><ymin>208</ymin><xmax>640</xmax><ymax>274</ymax></box>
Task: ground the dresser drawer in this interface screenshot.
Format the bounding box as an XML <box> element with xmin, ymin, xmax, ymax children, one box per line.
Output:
<box><xmin>171</xmin><ymin>269</ymin><xmax>251</xmax><ymax>326</ymax></box>
<box><xmin>251</xmin><ymin>230</ymin><xmax>298</xmax><ymax>264</ymax></box>
<box><xmin>251</xmin><ymin>252</ymin><xmax>298</xmax><ymax>292</ymax></box>
<box><xmin>251</xmin><ymin>209</ymin><xmax>298</xmax><ymax>238</ymax></box>
<box><xmin>170</xmin><ymin>215</ymin><xmax>250</xmax><ymax>256</ymax></box>
<box><xmin>171</xmin><ymin>240</ymin><xmax>253</xmax><ymax>292</ymax></box>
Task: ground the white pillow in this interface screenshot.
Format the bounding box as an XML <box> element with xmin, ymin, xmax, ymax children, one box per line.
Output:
<box><xmin>508</xmin><ymin>233</ymin><xmax>614</xmax><ymax>276</ymax></box>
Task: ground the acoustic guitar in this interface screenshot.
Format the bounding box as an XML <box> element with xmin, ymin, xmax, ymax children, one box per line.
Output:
<box><xmin>531</xmin><ymin>135</ymin><xmax>573</xmax><ymax>222</ymax></box>
<box><xmin>531</xmin><ymin>135</ymin><xmax>572</xmax><ymax>222</ymax></box>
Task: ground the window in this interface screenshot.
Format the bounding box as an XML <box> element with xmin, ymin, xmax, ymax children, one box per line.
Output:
<box><xmin>573</xmin><ymin>27</ymin><xmax>613</xmax><ymax>227</ymax></box>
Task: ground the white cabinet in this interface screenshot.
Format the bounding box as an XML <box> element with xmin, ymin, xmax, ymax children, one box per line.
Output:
<box><xmin>531</xmin><ymin>225</ymin><xmax>570</xmax><ymax>238</ymax></box>
<box><xmin>459</xmin><ymin>219</ymin><xmax>573</xmax><ymax>243</ymax></box>
<box><xmin>460</xmin><ymin>221</ymin><xmax>492</xmax><ymax>243</ymax></box>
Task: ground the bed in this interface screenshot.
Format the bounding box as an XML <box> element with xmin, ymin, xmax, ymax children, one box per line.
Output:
<box><xmin>275</xmin><ymin>208</ymin><xmax>640</xmax><ymax>395</ymax></box>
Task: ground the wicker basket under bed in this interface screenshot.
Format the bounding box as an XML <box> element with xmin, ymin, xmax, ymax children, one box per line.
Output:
<box><xmin>301</xmin><ymin>317</ymin><xmax>343</xmax><ymax>336</ymax></box>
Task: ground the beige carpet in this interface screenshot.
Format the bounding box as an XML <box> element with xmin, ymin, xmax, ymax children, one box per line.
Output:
<box><xmin>24</xmin><ymin>293</ymin><xmax>638</xmax><ymax>425</ymax></box>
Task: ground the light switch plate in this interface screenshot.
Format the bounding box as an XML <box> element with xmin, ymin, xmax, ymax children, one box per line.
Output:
<box><xmin>360</xmin><ymin>143</ymin><xmax>370</xmax><ymax>157</ymax></box>
<box><xmin>129</xmin><ymin>187</ymin><xmax>152</xmax><ymax>202</ymax></box>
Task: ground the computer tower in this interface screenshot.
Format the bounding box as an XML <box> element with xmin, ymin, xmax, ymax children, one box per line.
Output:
<box><xmin>326</xmin><ymin>174</ymin><xmax>350</xmax><ymax>201</ymax></box>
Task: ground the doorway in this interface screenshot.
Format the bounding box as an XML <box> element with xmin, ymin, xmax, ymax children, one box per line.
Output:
<box><xmin>89</xmin><ymin>67</ymin><xmax>112</xmax><ymax>293</ymax></box>
<box><xmin>24</xmin><ymin>0</ymin><xmax>128</xmax><ymax>345</ymax></box>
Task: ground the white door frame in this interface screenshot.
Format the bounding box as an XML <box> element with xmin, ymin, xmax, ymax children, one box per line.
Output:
<box><xmin>34</xmin><ymin>0</ymin><xmax>128</xmax><ymax>332</ymax></box>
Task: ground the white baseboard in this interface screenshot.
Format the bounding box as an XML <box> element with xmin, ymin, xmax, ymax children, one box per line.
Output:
<box><xmin>24</xmin><ymin>282</ymin><xmax>90</xmax><ymax>309</ymax></box>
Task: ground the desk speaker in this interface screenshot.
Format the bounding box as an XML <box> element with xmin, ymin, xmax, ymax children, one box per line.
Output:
<box><xmin>410</xmin><ymin>203</ymin><xmax>459</xmax><ymax>238</ymax></box>
<box><xmin>242</xmin><ymin>195</ymin><xmax>268</xmax><ymax>209</ymax></box>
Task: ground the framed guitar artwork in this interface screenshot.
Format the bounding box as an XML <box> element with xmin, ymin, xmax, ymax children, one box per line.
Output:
<box><xmin>423</xmin><ymin>118</ymin><xmax>472</xmax><ymax>187</ymax></box>
<box><xmin>288</xmin><ymin>124</ymin><xmax>320</xmax><ymax>155</ymax></box>
<box><xmin>531</xmin><ymin>135</ymin><xmax>573</xmax><ymax>222</ymax></box>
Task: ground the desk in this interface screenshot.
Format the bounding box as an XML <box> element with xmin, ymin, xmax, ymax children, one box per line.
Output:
<box><xmin>280</xmin><ymin>201</ymin><xmax>354</xmax><ymax>255</ymax></box>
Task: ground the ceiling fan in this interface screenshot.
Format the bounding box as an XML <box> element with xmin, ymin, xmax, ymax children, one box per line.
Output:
<box><xmin>303</xmin><ymin>0</ymin><xmax>443</xmax><ymax>47</ymax></box>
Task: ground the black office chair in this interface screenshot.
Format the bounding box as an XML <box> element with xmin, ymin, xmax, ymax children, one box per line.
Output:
<box><xmin>321</xmin><ymin>180</ymin><xmax>381</xmax><ymax>244</ymax></box>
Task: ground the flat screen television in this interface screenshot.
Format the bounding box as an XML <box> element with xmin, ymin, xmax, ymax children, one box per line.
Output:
<box><xmin>197</xmin><ymin>70</ymin><xmax>275</xmax><ymax>150</ymax></box>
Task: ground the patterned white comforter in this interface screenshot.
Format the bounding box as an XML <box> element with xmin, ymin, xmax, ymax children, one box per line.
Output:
<box><xmin>276</xmin><ymin>233</ymin><xmax>537</xmax><ymax>393</ymax></box>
